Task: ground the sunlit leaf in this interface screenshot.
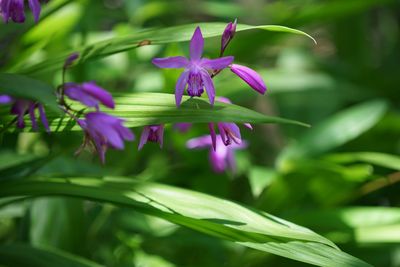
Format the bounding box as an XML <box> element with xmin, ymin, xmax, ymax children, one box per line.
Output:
<box><xmin>0</xmin><ymin>177</ymin><xmax>370</xmax><ymax>267</ymax></box>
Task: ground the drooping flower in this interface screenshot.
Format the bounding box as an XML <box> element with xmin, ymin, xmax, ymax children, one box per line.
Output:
<box><xmin>220</xmin><ymin>19</ymin><xmax>237</xmax><ymax>56</ymax></box>
<box><xmin>64</xmin><ymin>82</ymin><xmax>115</xmax><ymax>110</ymax></box>
<box><xmin>187</xmin><ymin>134</ymin><xmax>246</xmax><ymax>173</ymax></box>
<box><xmin>208</xmin><ymin>97</ymin><xmax>252</xmax><ymax>150</ymax></box>
<box><xmin>0</xmin><ymin>94</ymin><xmax>49</xmax><ymax>132</ymax></box>
<box><xmin>138</xmin><ymin>125</ymin><xmax>164</xmax><ymax>150</ymax></box>
<box><xmin>77</xmin><ymin>112</ymin><xmax>134</xmax><ymax>163</ymax></box>
<box><xmin>230</xmin><ymin>64</ymin><xmax>267</xmax><ymax>94</ymax></box>
<box><xmin>0</xmin><ymin>0</ymin><xmax>46</xmax><ymax>24</ymax></box>
<box><xmin>152</xmin><ymin>26</ymin><xmax>234</xmax><ymax>106</ymax></box>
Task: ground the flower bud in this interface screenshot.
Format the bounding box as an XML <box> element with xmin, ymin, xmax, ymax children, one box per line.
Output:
<box><xmin>220</xmin><ymin>19</ymin><xmax>237</xmax><ymax>55</ymax></box>
<box><xmin>230</xmin><ymin>64</ymin><xmax>267</xmax><ymax>94</ymax></box>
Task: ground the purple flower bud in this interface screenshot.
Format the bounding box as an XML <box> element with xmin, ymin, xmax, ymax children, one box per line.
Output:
<box><xmin>77</xmin><ymin>112</ymin><xmax>134</xmax><ymax>163</ymax></box>
<box><xmin>63</xmin><ymin>53</ymin><xmax>79</xmax><ymax>68</ymax></box>
<box><xmin>187</xmin><ymin>134</ymin><xmax>246</xmax><ymax>173</ymax></box>
<box><xmin>138</xmin><ymin>125</ymin><xmax>164</xmax><ymax>150</ymax></box>
<box><xmin>64</xmin><ymin>82</ymin><xmax>115</xmax><ymax>110</ymax></box>
<box><xmin>221</xmin><ymin>19</ymin><xmax>237</xmax><ymax>55</ymax></box>
<box><xmin>230</xmin><ymin>64</ymin><xmax>267</xmax><ymax>94</ymax></box>
<box><xmin>1</xmin><ymin>95</ymin><xmax>50</xmax><ymax>132</ymax></box>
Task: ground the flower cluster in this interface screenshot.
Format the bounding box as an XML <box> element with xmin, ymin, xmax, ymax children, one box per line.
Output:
<box><xmin>0</xmin><ymin>0</ymin><xmax>47</xmax><ymax>24</ymax></box>
<box><xmin>153</xmin><ymin>20</ymin><xmax>266</xmax><ymax>172</ymax></box>
<box><xmin>59</xmin><ymin>55</ymin><xmax>134</xmax><ymax>163</ymax></box>
<box><xmin>0</xmin><ymin>94</ymin><xmax>49</xmax><ymax>132</ymax></box>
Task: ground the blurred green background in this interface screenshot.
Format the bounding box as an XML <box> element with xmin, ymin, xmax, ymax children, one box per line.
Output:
<box><xmin>1</xmin><ymin>0</ymin><xmax>400</xmax><ymax>266</ymax></box>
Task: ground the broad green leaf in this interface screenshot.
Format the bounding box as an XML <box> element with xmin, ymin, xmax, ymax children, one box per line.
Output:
<box><xmin>0</xmin><ymin>73</ymin><xmax>59</xmax><ymax>112</ymax></box>
<box><xmin>0</xmin><ymin>177</ymin><xmax>370</xmax><ymax>267</ymax></box>
<box><xmin>325</xmin><ymin>152</ymin><xmax>400</xmax><ymax>171</ymax></box>
<box><xmin>277</xmin><ymin>100</ymin><xmax>388</xmax><ymax>170</ymax></box>
<box><xmin>2</xmin><ymin>93</ymin><xmax>309</xmax><ymax>132</ymax></box>
<box><xmin>0</xmin><ymin>243</ymin><xmax>103</xmax><ymax>267</ymax></box>
<box><xmin>15</xmin><ymin>22</ymin><xmax>315</xmax><ymax>75</ymax></box>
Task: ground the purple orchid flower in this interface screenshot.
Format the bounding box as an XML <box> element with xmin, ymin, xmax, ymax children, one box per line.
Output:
<box><xmin>77</xmin><ymin>112</ymin><xmax>134</xmax><ymax>163</ymax></box>
<box><xmin>0</xmin><ymin>94</ymin><xmax>49</xmax><ymax>132</ymax></box>
<box><xmin>221</xmin><ymin>18</ymin><xmax>237</xmax><ymax>56</ymax></box>
<box><xmin>208</xmin><ymin>97</ymin><xmax>252</xmax><ymax>150</ymax></box>
<box><xmin>138</xmin><ymin>125</ymin><xmax>164</xmax><ymax>150</ymax></box>
<box><xmin>0</xmin><ymin>0</ymin><xmax>45</xmax><ymax>23</ymax></box>
<box><xmin>152</xmin><ymin>26</ymin><xmax>234</xmax><ymax>106</ymax></box>
<box><xmin>64</xmin><ymin>82</ymin><xmax>115</xmax><ymax>110</ymax></box>
<box><xmin>187</xmin><ymin>134</ymin><xmax>247</xmax><ymax>173</ymax></box>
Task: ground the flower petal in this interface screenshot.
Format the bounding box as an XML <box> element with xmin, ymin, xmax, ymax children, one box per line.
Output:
<box><xmin>152</xmin><ymin>56</ymin><xmax>189</xmax><ymax>69</ymax></box>
<box><xmin>186</xmin><ymin>135</ymin><xmax>213</xmax><ymax>149</ymax></box>
<box><xmin>64</xmin><ymin>84</ymin><xmax>100</xmax><ymax>108</ymax></box>
<box><xmin>138</xmin><ymin>126</ymin><xmax>150</xmax><ymax>150</ymax></box>
<box><xmin>208</xmin><ymin>123</ymin><xmax>217</xmax><ymax>151</ymax></box>
<box><xmin>82</xmin><ymin>82</ymin><xmax>115</xmax><ymax>109</ymax></box>
<box><xmin>0</xmin><ymin>95</ymin><xmax>13</xmax><ymax>104</ymax></box>
<box><xmin>38</xmin><ymin>104</ymin><xmax>50</xmax><ymax>133</ymax></box>
<box><xmin>230</xmin><ymin>64</ymin><xmax>267</xmax><ymax>94</ymax></box>
<box><xmin>190</xmin><ymin>27</ymin><xmax>204</xmax><ymax>61</ymax></box>
<box><xmin>175</xmin><ymin>71</ymin><xmax>189</xmax><ymax>107</ymax></box>
<box><xmin>10</xmin><ymin>0</ymin><xmax>25</xmax><ymax>23</ymax></box>
<box><xmin>28</xmin><ymin>0</ymin><xmax>41</xmax><ymax>23</ymax></box>
<box><xmin>200</xmin><ymin>70</ymin><xmax>215</xmax><ymax>105</ymax></box>
<box><xmin>200</xmin><ymin>56</ymin><xmax>234</xmax><ymax>70</ymax></box>
<box><xmin>1</xmin><ymin>0</ymin><xmax>12</xmax><ymax>23</ymax></box>
<box><xmin>157</xmin><ymin>125</ymin><xmax>164</xmax><ymax>148</ymax></box>
<box><xmin>28</xmin><ymin>104</ymin><xmax>37</xmax><ymax>130</ymax></box>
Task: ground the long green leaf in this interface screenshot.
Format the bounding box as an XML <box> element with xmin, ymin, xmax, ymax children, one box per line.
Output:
<box><xmin>277</xmin><ymin>100</ymin><xmax>388</xmax><ymax>168</ymax></box>
<box><xmin>15</xmin><ymin>22</ymin><xmax>315</xmax><ymax>75</ymax></box>
<box><xmin>0</xmin><ymin>177</ymin><xmax>370</xmax><ymax>267</ymax></box>
<box><xmin>0</xmin><ymin>243</ymin><xmax>103</xmax><ymax>267</ymax></box>
<box><xmin>0</xmin><ymin>73</ymin><xmax>59</xmax><ymax>112</ymax></box>
<box><xmin>325</xmin><ymin>152</ymin><xmax>400</xmax><ymax>171</ymax></box>
<box><xmin>3</xmin><ymin>93</ymin><xmax>309</xmax><ymax>132</ymax></box>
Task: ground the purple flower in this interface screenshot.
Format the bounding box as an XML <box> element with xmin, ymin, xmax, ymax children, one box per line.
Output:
<box><xmin>0</xmin><ymin>0</ymin><xmax>45</xmax><ymax>23</ymax></box>
<box><xmin>230</xmin><ymin>64</ymin><xmax>267</xmax><ymax>94</ymax></box>
<box><xmin>0</xmin><ymin>94</ymin><xmax>49</xmax><ymax>132</ymax></box>
<box><xmin>152</xmin><ymin>26</ymin><xmax>234</xmax><ymax>106</ymax></box>
<box><xmin>64</xmin><ymin>82</ymin><xmax>115</xmax><ymax>110</ymax></box>
<box><xmin>187</xmin><ymin>134</ymin><xmax>246</xmax><ymax>173</ymax></box>
<box><xmin>221</xmin><ymin>19</ymin><xmax>237</xmax><ymax>56</ymax></box>
<box><xmin>77</xmin><ymin>112</ymin><xmax>134</xmax><ymax>163</ymax></box>
<box><xmin>138</xmin><ymin>125</ymin><xmax>164</xmax><ymax>150</ymax></box>
<box><xmin>208</xmin><ymin>97</ymin><xmax>252</xmax><ymax>150</ymax></box>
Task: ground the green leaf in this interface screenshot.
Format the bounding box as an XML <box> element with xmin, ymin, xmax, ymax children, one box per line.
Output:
<box><xmin>325</xmin><ymin>152</ymin><xmax>400</xmax><ymax>171</ymax></box>
<box><xmin>3</xmin><ymin>93</ymin><xmax>309</xmax><ymax>132</ymax></box>
<box><xmin>0</xmin><ymin>73</ymin><xmax>59</xmax><ymax>112</ymax></box>
<box><xmin>15</xmin><ymin>22</ymin><xmax>315</xmax><ymax>75</ymax></box>
<box><xmin>278</xmin><ymin>100</ymin><xmax>388</xmax><ymax>169</ymax></box>
<box><xmin>0</xmin><ymin>177</ymin><xmax>370</xmax><ymax>267</ymax></box>
<box><xmin>0</xmin><ymin>243</ymin><xmax>103</xmax><ymax>267</ymax></box>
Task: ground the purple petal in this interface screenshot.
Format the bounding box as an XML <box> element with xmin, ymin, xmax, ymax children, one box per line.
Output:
<box><xmin>28</xmin><ymin>0</ymin><xmax>41</xmax><ymax>23</ymax></box>
<box><xmin>82</xmin><ymin>82</ymin><xmax>115</xmax><ymax>109</ymax></box>
<box><xmin>227</xmin><ymin>123</ymin><xmax>242</xmax><ymax>144</ymax></box>
<box><xmin>243</xmin><ymin>123</ymin><xmax>253</xmax><ymax>130</ymax></box>
<box><xmin>1</xmin><ymin>0</ymin><xmax>12</xmax><ymax>23</ymax></box>
<box><xmin>64</xmin><ymin>53</ymin><xmax>79</xmax><ymax>68</ymax></box>
<box><xmin>175</xmin><ymin>71</ymin><xmax>189</xmax><ymax>107</ymax></box>
<box><xmin>230</xmin><ymin>64</ymin><xmax>267</xmax><ymax>94</ymax></box>
<box><xmin>64</xmin><ymin>84</ymin><xmax>100</xmax><ymax>108</ymax></box>
<box><xmin>116</xmin><ymin>124</ymin><xmax>134</xmax><ymax>141</ymax></box>
<box><xmin>186</xmin><ymin>135</ymin><xmax>213</xmax><ymax>149</ymax></box>
<box><xmin>209</xmin><ymin>142</ymin><xmax>228</xmax><ymax>173</ymax></box>
<box><xmin>174</xmin><ymin>123</ymin><xmax>192</xmax><ymax>133</ymax></box>
<box><xmin>0</xmin><ymin>95</ymin><xmax>14</xmax><ymax>104</ymax></box>
<box><xmin>138</xmin><ymin>126</ymin><xmax>150</xmax><ymax>150</ymax></box>
<box><xmin>10</xmin><ymin>0</ymin><xmax>25</xmax><ymax>23</ymax></box>
<box><xmin>152</xmin><ymin>56</ymin><xmax>189</xmax><ymax>69</ymax></box>
<box><xmin>190</xmin><ymin>27</ymin><xmax>204</xmax><ymax>61</ymax></box>
<box><xmin>226</xmin><ymin>149</ymin><xmax>237</xmax><ymax>173</ymax></box>
<box><xmin>28</xmin><ymin>104</ymin><xmax>37</xmax><ymax>130</ymax></box>
<box><xmin>157</xmin><ymin>125</ymin><xmax>164</xmax><ymax>148</ymax></box>
<box><xmin>200</xmin><ymin>70</ymin><xmax>215</xmax><ymax>105</ymax></box>
<box><xmin>221</xmin><ymin>19</ymin><xmax>237</xmax><ymax>55</ymax></box>
<box><xmin>38</xmin><ymin>104</ymin><xmax>50</xmax><ymax>133</ymax></box>
<box><xmin>200</xmin><ymin>56</ymin><xmax>234</xmax><ymax>70</ymax></box>
<box><xmin>216</xmin><ymin>97</ymin><xmax>232</xmax><ymax>104</ymax></box>
<box><xmin>208</xmin><ymin>123</ymin><xmax>216</xmax><ymax>151</ymax></box>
